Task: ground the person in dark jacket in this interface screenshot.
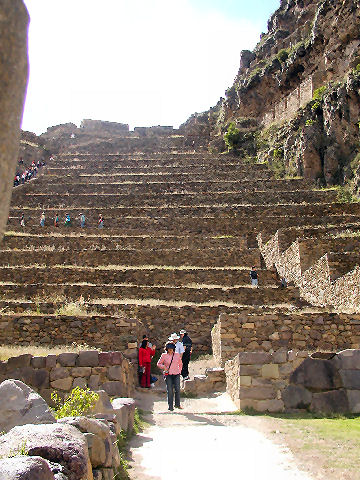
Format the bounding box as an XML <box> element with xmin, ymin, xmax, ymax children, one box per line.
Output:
<box><xmin>180</xmin><ymin>329</ymin><xmax>192</xmax><ymax>380</ymax></box>
<box><xmin>250</xmin><ymin>266</ymin><xmax>258</xmax><ymax>287</ymax></box>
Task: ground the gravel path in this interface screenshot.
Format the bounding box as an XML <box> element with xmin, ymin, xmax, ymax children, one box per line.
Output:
<box><xmin>127</xmin><ymin>389</ymin><xmax>314</xmax><ymax>480</ymax></box>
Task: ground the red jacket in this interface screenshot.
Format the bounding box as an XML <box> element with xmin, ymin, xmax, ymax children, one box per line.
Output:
<box><xmin>139</xmin><ymin>346</ymin><xmax>155</xmax><ymax>366</ymax></box>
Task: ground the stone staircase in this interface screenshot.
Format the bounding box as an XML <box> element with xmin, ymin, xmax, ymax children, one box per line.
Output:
<box><xmin>2</xmin><ymin>151</ymin><xmax>360</xmax><ymax>354</ymax></box>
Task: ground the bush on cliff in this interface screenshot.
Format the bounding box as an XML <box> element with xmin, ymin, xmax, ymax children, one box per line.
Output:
<box><xmin>51</xmin><ymin>386</ymin><xmax>99</xmax><ymax>419</ymax></box>
<box><xmin>224</xmin><ymin>122</ymin><xmax>241</xmax><ymax>153</ymax></box>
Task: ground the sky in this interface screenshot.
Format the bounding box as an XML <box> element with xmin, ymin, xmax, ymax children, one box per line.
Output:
<box><xmin>22</xmin><ymin>0</ymin><xmax>280</xmax><ymax>135</ymax></box>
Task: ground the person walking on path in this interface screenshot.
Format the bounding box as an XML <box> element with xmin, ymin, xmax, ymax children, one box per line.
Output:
<box><xmin>168</xmin><ymin>333</ymin><xmax>184</xmax><ymax>357</ymax></box>
<box><xmin>20</xmin><ymin>213</ymin><xmax>25</xmax><ymax>228</ymax></box>
<box><xmin>65</xmin><ymin>214</ymin><xmax>71</xmax><ymax>227</ymax></box>
<box><xmin>138</xmin><ymin>339</ymin><xmax>156</xmax><ymax>388</ymax></box>
<box><xmin>98</xmin><ymin>214</ymin><xmax>104</xmax><ymax>229</ymax></box>
<box><xmin>80</xmin><ymin>213</ymin><xmax>86</xmax><ymax>228</ymax></box>
<box><xmin>157</xmin><ymin>343</ymin><xmax>183</xmax><ymax>411</ymax></box>
<box><xmin>180</xmin><ymin>329</ymin><xmax>192</xmax><ymax>380</ymax></box>
<box><xmin>40</xmin><ymin>212</ymin><xmax>46</xmax><ymax>227</ymax></box>
<box><xmin>250</xmin><ymin>266</ymin><xmax>258</xmax><ymax>287</ymax></box>
<box><xmin>54</xmin><ymin>214</ymin><xmax>59</xmax><ymax>227</ymax></box>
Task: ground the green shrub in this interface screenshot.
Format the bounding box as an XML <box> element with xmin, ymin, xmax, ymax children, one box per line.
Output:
<box><xmin>223</xmin><ymin>122</ymin><xmax>241</xmax><ymax>152</ymax></box>
<box><xmin>336</xmin><ymin>186</ymin><xmax>355</xmax><ymax>203</ymax></box>
<box><xmin>277</xmin><ymin>49</ymin><xmax>289</xmax><ymax>63</ymax></box>
<box><xmin>305</xmin><ymin>119</ymin><xmax>315</xmax><ymax>127</ymax></box>
<box><xmin>311</xmin><ymin>86</ymin><xmax>327</xmax><ymax>111</ymax></box>
<box><xmin>50</xmin><ymin>387</ymin><xmax>99</xmax><ymax>419</ymax></box>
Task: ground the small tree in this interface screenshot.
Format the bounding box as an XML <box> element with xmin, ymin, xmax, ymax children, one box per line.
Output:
<box><xmin>224</xmin><ymin>123</ymin><xmax>241</xmax><ymax>152</ymax></box>
<box><xmin>51</xmin><ymin>387</ymin><xmax>99</xmax><ymax>419</ymax></box>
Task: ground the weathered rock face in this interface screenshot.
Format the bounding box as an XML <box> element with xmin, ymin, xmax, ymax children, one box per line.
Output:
<box><xmin>0</xmin><ymin>379</ymin><xmax>55</xmax><ymax>433</ymax></box>
<box><xmin>0</xmin><ymin>0</ymin><xmax>29</xmax><ymax>240</ymax></box>
<box><xmin>0</xmin><ymin>423</ymin><xmax>93</xmax><ymax>480</ymax></box>
<box><xmin>0</xmin><ymin>456</ymin><xmax>56</xmax><ymax>480</ymax></box>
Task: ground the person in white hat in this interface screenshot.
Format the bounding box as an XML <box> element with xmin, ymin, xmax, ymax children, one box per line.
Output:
<box><xmin>168</xmin><ymin>333</ymin><xmax>184</xmax><ymax>357</ymax></box>
<box><xmin>180</xmin><ymin>329</ymin><xmax>192</xmax><ymax>380</ymax></box>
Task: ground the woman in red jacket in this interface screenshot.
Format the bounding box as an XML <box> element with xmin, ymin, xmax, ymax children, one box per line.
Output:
<box><xmin>139</xmin><ymin>339</ymin><xmax>156</xmax><ymax>388</ymax></box>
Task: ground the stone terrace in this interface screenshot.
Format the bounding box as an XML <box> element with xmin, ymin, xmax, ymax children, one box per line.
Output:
<box><xmin>2</xmin><ymin>152</ymin><xmax>360</xmax><ymax>352</ymax></box>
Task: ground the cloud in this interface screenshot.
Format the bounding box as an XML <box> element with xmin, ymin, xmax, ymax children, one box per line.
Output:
<box><xmin>23</xmin><ymin>0</ymin><xmax>263</xmax><ymax>134</ymax></box>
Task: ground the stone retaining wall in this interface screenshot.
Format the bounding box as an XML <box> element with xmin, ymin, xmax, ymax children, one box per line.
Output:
<box><xmin>212</xmin><ymin>312</ymin><xmax>360</xmax><ymax>365</ymax></box>
<box><xmin>0</xmin><ymin>350</ymin><xmax>135</xmax><ymax>404</ymax></box>
<box><xmin>226</xmin><ymin>349</ymin><xmax>360</xmax><ymax>414</ymax></box>
<box><xmin>258</xmin><ymin>230</ymin><xmax>360</xmax><ymax>312</ymax></box>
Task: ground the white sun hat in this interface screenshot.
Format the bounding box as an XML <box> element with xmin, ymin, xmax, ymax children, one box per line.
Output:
<box><xmin>168</xmin><ymin>333</ymin><xmax>179</xmax><ymax>340</ymax></box>
<box><xmin>180</xmin><ymin>329</ymin><xmax>186</xmax><ymax>334</ymax></box>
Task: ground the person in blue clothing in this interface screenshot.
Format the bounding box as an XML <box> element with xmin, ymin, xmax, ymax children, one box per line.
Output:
<box><xmin>65</xmin><ymin>213</ymin><xmax>71</xmax><ymax>227</ymax></box>
<box><xmin>80</xmin><ymin>213</ymin><xmax>86</xmax><ymax>228</ymax></box>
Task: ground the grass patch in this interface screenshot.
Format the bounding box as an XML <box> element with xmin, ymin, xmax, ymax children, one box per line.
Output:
<box><xmin>0</xmin><ymin>343</ymin><xmax>97</xmax><ymax>362</ymax></box>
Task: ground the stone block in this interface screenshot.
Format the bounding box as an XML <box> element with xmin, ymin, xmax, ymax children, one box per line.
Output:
<box><xmin>108</xmin><ymin>366</ymin><xmax>123</xmax><ymax>381</ymax></box>
<box><xmin>31</xmin><ymin>356</ymin><xmax>46</xmax><ymax>368</ymax></box>
<box><xmin>239</xmin><ymin>386</ymin><xmax>276</xmax><ymax>400</ymax></box>
<box><xmin>7</xmin><ymin>354</ymin><xmax>32</xmax><ymax>368</ymax></box>
<box><xmin>84</xmin><ymin>432</ymin><xmax>106</xmax><ymax>468</ymax></box>
<box><xmin>239</xmin><ymin>365</ymin><xmax>260</xmax><ymax>376</ymax></box>
<box><xmin>50</xmin><ymin>367</ymin><xmax>69</xmax><ymax>381</ymax></box>
<box><xmin>112</xmin><ymin>398</ymin><xmax>136</xmax><ymax>432</ymax></box>
<box><xmin>45</xmin><ymin>355</ymin><xmax>57</xmax><ymax>368</ymax></box>
<box><xmin>261</xmin><ymin>364</ymin><xmax>279</xmax><ymax>379</ymax></box>
<box><xmin>78</xmin><ymin>351</ymin><xmax>99</xmax><ymax>367</ymax></box>
<box><xmin>334</xmin><ymin>350</ymin><xmax>360</xmax><ymax>370</ymax></box>
<box><xmin>243</xmin><ymin>323</ymin><xmax>255</xmax><ymax>329</ymax></box>
<box><xmin>339</xmin><ymin>370</ymin><xmax>360</xmax><ymax>389</ymax></box>
<box><xmin>58</xmin><ymin>352</ymin><xmax>78</xmax><ymax>366</ymax></box>
<box><xmin>98</xmin><ymin>351</ymin><xmax>123</xmax><ymax>366</ymax></box>
<box><xmin>89</xmin><ymin>375</ymin><xmax>100</xmax><ymax>390</ymax></box>
<box><xmin>256</xmin><ymin>399</ymin><xmax>284</xmax><ymax>412</ymax></box>
<box><xmin>51</xmin><ymin>377</ymin><xmax>73</xmax><ymax>391</ymax></box>
<box><xmin>239</xmin><ymin>376</ymin><xmax>251</xmax><ymax>386</ymax></box>
<box><xmin>272</xmin><ymin>351</ymin><xmax>287</xmax><ymax>364</ymax></box>
<box><xmin>252</xmin><ymin>378</ymin><xmax>272</xmax><ymax>386</ymax></box>
<box><xmin>290</xmin><ymin>358</ymin><xmax>342</xmax><ymax>391</ymax></box>
<box><xmin>101</xmin><ymin>381</ymin><xmax>125</xmax><ymax>397</ymax></box>
<box><xmin>32</xmin><ymin>369</ymin><xmax>50</xmax><ymax>389</ymax></box>
<box><xmin>72</xmin><ymin>367</ymin><xmax>92</xmax><ymax>377</ymax></box>
<box><xmin>282</xmin><ymin>384</ymin><xmax>312</xmax><ymax>409</ymax></box>
<box><xmin>238</xmin><ymin>352</ymin><xmax>272</xmax><ymax>365</ymax></box>
<box><xmin>73</xmin><ymin>377</ymin><xmax>88</xmax><ymax>389</ymax></box>
<box><xmin>310</xmin><ymin>389</ymin><xmax>349</xmax><ymax>414</ymax></box>
<box><xmin>347</xmin><ymin>390</ymin><xmax>360</xmax><ymax>413</ymax></box>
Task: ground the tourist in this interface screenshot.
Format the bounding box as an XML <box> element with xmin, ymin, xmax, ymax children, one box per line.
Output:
<box><xmin>65</xmin><ymin>214</ymin><xmax>71</xmax><ymax>227</ymax></box>
<box><xmin>138</xmin><ymin>339</ymin><xmax>156</xmax><ymax>388</ymax></box>
<box><xmin>54</xmin><ymin>214</ymin><xmax>59</xmax><ymax>227</ymax></box>
<box><xmin>20</xmin><ymin>213</ymin><xmax>25</xmax><ymax>228</ymax></box>
<box><xmin>280</xmin><ymin>276</ymin><xmax>287</xmax><ymax>288</ymax></box>
<box><xmin>250</xmin><ymin>266</ymin><xmax>258</xmax><ymax>287</ymax></box>
<box><xmin>180</xmin><ymin>329</ymin><xmax>192</xmax><ymax>380</ymax></box>
<box><xmin>80</xmin><ymin>213</ymin><xmax>86</xmax><ymax>228</ymax></box>
<box><xmin>40</xmin><ymin>212</ymin><xmax>46</xmax><ymax>227</ymax></box>
<box><xmin>168</xmin><ymin>333</ymin><xmax>184</xmax><ymax>357</ymax></box>
<box><xmin>98</xmin><ymin>214</ymin><xmax>104</xmax><ymax>229</ymax></box>
<box><xmin>157</xmin><ymin>343</ymin><xmax>183</xmax><ymax>411</ymax></box>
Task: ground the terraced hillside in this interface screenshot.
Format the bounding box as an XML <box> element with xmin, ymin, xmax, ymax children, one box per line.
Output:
<box><xmin>2</xmin><ymin>152</ymin><xmax>360</xmax><ymax>354</ymax></box>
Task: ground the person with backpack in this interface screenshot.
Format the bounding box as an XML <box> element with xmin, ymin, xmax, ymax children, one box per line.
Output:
<box><xmin>180</xmin><ymin>329</ymin><xmax>192</xmax><ymax>380</ymax></box>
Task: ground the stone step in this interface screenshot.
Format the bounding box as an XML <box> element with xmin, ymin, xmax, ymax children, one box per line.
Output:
<box><xmin>6</xmin><ymin>213</ymin><xmax>359</xmax><ymax>236</ymax></box>
<box><xmin>1</xmin><ymin>233</ymin><xmax>248</xmax><ymax>251</ymax></box>
<box><xmin>15</xmin><ymin>180</ymin><xmax>315</xmax><ymax>195</ymax></box>
<box><xmin>0</xmin><ymin>283</ymin><xmax>301</xmax><ymax>306</ymax></box>
<box><xmin>10</xmin><ymin>190</ymin><xmax>338</xmax><ymax>208</ymax></box>
<box><xmin>0</xmin><ymin>248</ymin><xmax>260</xmax><ymax>267</ymax></box>
<box><xmin>8</xmin><ymin>202</ymin><xmax>360</xmax><ymax>220</ymax></box>
<box><xmin>0</xmin><ymin>266</ymin><xmax>277</xmax><ymax>288</ymax></box>
<box><xmin>182</xmin><ymin>367</ymin><xmax>226</xmax><ymax>395</ymax></box>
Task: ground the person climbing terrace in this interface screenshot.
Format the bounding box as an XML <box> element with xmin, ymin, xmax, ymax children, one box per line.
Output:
<box><xmin>40</xmin><ymin>212</ymin><xmax>46</xmax><ymax>227</ymax></box>
<box><xmin>98</xmin><ymin>213</ymin><xmax>104</xmax><ymax>229</ymax></box>
<box><xmin>80</xmin><ymin>212</ymin><xmax>86</xmax><ymax>228</ymax></box>
<box><xmin>65</xmin><ymin>213</ymin><xmax>71</xmax><ymax>227</ymax></box>
<box><xmin>54</xmin><ymin>213</ymin><xmax>59</xmax><ymax>227</ymax></box>
<box><xmin>250</xmin><ymin>266</ymin><xmax>258</xmax><ymax>287</ymax></box>
<box><xmin>138</xmin><ymin>339</ymin><xmax>156</xmax><ymax>388</ymax></box>
<box><xmin>180</xmin><ymin>329</ymin><xmax>192</xmax><ymax>380</ymax></box>
<box><xmin>157</xmin><ymin>343</ymin><xmax>183</xmax><ymax>411</ymax></box>
<box><xmin>13</xmin><ymin>158</ymin><xmax>46</xmax><ymax>188</ymax></box>
<box><xmin>20</xmin><ymin>213</ymin><xmax>25</xmax><ymax>228</ymax></box>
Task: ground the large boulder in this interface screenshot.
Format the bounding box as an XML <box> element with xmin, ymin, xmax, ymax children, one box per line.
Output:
<box><xmin>0</xmin><ymin>0</ymin><xmax>29</xmax><ymax>240</ymax></box>
<box><xmin>290</xmin><ymin>358</ymin><xmax>342</xmax><ymax>391</ymax></box>
<box><xmin>310</xmin><ymin>389</ymin><xmax>350</xmax><ymax>414</ymax></box>
<box><xmin>0</xmin><ymin>456</ymin><xmax>55</xmax><ymax>480</ymax></box>
<box><xmin>0</xmin><ymin>379</ymin><xmax>55</xmax><ymax>432</ymax></box>
<box><xmin>0</xmin><ymin>423</ymin><xmax>93</xmax><ymax>480</ymax></box>
<box><xmin>282</xmin><ymin>384</ymin><xmax>312</xmax><ymax>410</ymax></box>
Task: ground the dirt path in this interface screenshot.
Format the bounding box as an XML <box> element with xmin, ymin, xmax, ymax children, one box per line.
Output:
<box><xmin>127</xmin><ymin>388</ymin><xmax>314</xmax><ymax>480</ymax></box>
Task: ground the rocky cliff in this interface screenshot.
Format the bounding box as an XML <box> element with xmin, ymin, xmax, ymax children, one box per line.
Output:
<box><xmin>182</xmin><ymin>0</ymin><xmax>360</xmax><ymax>190</ymax></box>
